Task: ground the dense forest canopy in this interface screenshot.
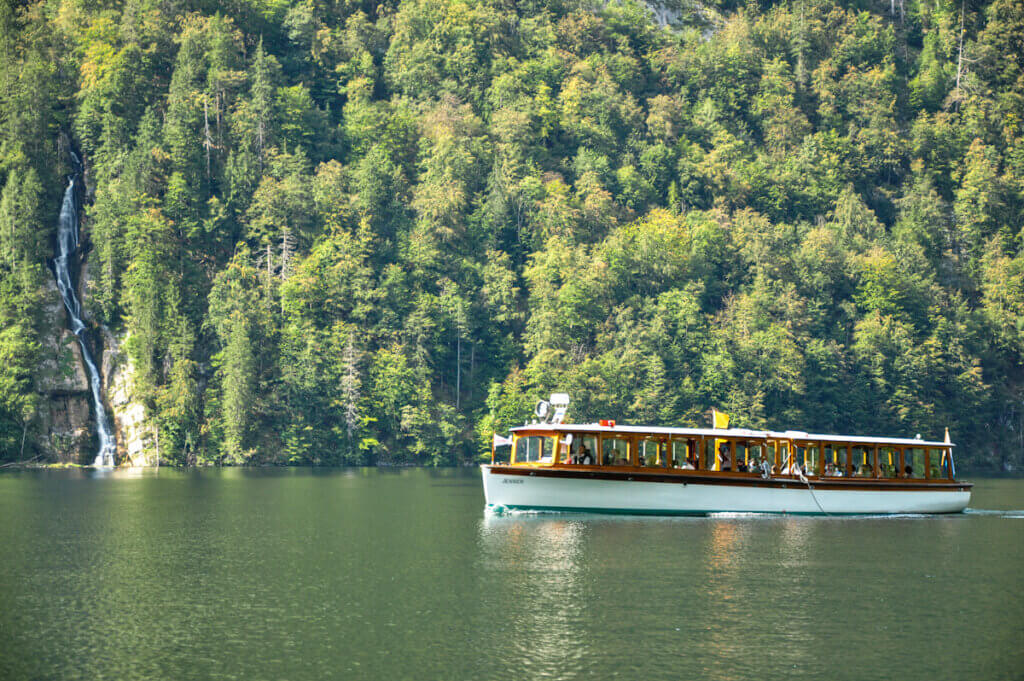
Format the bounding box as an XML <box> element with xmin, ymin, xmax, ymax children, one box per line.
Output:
<box><xmin>0</xmin><ymin>0</ymin><xmax>1022</xmax><ymax>469</ymax></box>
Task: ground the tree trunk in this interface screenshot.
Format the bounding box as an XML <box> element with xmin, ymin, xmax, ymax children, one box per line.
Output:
<box><xmin>468</xmin><ymin>342</ymin><xmax>475</xmax><ymax>404</ymax></box>
<box><xmin>955</xmin><ymin>0</ymin><xmax>965</xmax><ymax>110</ymax></box>
<box><xmin>204</xmin><ymin>98</ymin><xmax>212</xmax><ymax>179</ymax></box>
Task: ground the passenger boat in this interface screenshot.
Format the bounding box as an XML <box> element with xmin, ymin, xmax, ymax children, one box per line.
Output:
<box><xmin>482</xmin><ymin>395</ymin><xmax>972</xmax><ymax>516</ymax></box>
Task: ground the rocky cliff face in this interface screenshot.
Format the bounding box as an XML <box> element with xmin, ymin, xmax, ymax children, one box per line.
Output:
<box><xmin>33</xmin><ymin>184</ymin><xmax>154</xmax><ymax>466</ymax></box>
<box><xmin>101</xmin><ymin>328</ymin><xmax>155</xmax><ymax>466</ymax></box>
<box><xmin>34</xmin><ymin>280</ymin><xmax>93</xmax><ymax>463</ymax></box>
<box><xmin>34</xmin><ymin>287</ymin><xmax>154</xmax><ymax>467</ymax></box>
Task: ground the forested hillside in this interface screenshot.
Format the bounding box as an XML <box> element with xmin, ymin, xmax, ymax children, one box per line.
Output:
<box><xmin>0</xmin><ymin>0</ymin><xmax>1022</xmax><ymax>469</ymax></box>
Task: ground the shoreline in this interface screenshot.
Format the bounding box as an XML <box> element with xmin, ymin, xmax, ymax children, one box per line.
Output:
<box><xmin>0</xmin><ymin>461</ymin><xmax>1018</xmax><ymax>477</ymax></box>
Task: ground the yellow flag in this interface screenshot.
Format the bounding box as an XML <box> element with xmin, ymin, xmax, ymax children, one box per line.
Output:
<box><xmin>712</xmin><ymin>408</ymin><xmax>729</xmax><ymax>471</ymax></box>
<box><xmin>712</xmin><ymin>408</ymin><xmax>730</xmax><ymax>430</ymax></box>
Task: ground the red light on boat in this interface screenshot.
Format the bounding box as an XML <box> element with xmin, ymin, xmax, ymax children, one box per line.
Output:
<box><xmin>599</xmin><ymin>419</ymin><xmax>616</xmax><ymax>427</ymax></box>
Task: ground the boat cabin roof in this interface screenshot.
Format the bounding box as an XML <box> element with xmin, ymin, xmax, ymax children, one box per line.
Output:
<box><xmin>508</xmin><ymin>423</ymin><xmax>953</xmax><ymax>448</ymax></box>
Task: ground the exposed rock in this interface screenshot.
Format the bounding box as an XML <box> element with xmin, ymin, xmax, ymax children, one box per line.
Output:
<box><xmin>645</xmin><ymin>0</ymin><xmax>683</xmax><ymax>27</ymax></box>
<box><xmin>35</xmin><ymin>395</ymin><xmax>93</xmax><ymax>464</ymax></box>
<box><xmin>33</xmin><ymin>279</ymin><xmax>93</xmax><ymax>462</ymax></box>
<box><xmin>37</xmin><ymin>327</ymin><xmax>90</xmax><ymax>394</ymax></box>
<box><xmin>103</xmin><ymin>329</ymin><xmax>155</xmax><ymax>466</ymax></box>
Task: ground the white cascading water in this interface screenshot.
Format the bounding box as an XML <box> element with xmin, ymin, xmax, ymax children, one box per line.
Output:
<box><xmin>53</xmin><ymin>154</ymin><xmax>116</xmax><ymax>467</ymax></box>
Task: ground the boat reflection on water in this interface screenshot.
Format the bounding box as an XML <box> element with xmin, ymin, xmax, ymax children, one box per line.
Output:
<box><xmin>476</xmin><ymin>510</ymin><xmax>900</xmax><ymax>681</ymax></box>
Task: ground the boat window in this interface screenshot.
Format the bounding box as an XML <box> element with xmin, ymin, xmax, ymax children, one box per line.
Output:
<box><xmin>568</xmin><ymin>435</ymin><xmax>598</xmax><ymax>465</ymax></box>
<box><xmin>515</xmin><ymin>436</ymin><xmax>552</xmax><ymax>463</ymax></box>
<box><xmin>905</xmin><ymin>448</ymin><xmax>926</xmax><ymax>478</ymax></box>
<box><xmin>823</xmin><ymin>445</ymin><xmax>848</xmax><ymax>476</ymax></box>
<box><xmin>733</xmin><ymin>441</ymin><xmax>748</xmax><ymax>472</ymax></box>
<box><xmin>769</xmin><ymin>441</ymin><xmax>782</xmax><ymax>473</ymax></box>
<box><xmin>602</xmin><ymin>437</ymin><xmax>631</xmax><ymax>466</ymax></box>
<box><xmin>793</xmin><ymin>444</ymin><xmax>807</xmax><ymax>473</ymax></box>
<box><xmin>775</xmin><ymin>441</ymin><xmax>789</xmax><ymax>473</ymax></box>
<box><xmin>706</xmin><ymin>439</ymin><xmax>719</xmax><ymax>470</ymax></box>
<box><xmin>716</xmin><ymin>440</ymin><xmax>736</xmax><ymax>471</ymax></box>
<box><xmin>837</xmin><ymin>445</ymin><xmax>851</xmax><ymax>475</ymax></box>
<box><xmin>929</xmin><ymin>448</ymin><xmax>949</xmax><ymax>478</ymax></box>
<box><xmin>789</xmin><ymin>444</ymin><xmax>806</xmax><ymax>475</ymax></box>
<box><xmin>671</xmin><ymin>439</ymin><xmax>697</xmax><ymax>469</ymax></box>
<box><xmin>639</xmin><ymin>438</ymin><xmax>663</xmax><ymax>467</ymax></box>
<box><xmin>749</xmin><ymin>442</ymin><xmax>764</xmax><ymax>471</ymax></box>
<box><xmin>493</xmin><ymin>442</ymin><xmax>512</xmax><ymax>464</ymax></box>
<box><xmin>878</xmin><ymin>447</ymin><xmax>898</xmax><ymax>477</ymax></box>
<box><xmin>762</xmin><ymin>441</ymin><xmax>775</xmax><ymax>472</ymax></box>
<box><xmin>801</xmin><ymin>444</ymin><xmax>821</xmax><ymax>476</ymax></box>
<box><xmin>782</xmin><ymin>443</ymin><xmax>800</xmax><ymax>474</ymax></box>
<box><xmin>540</xmin><ymin>436</ymin><xmax>556</xmax><ymax>462</ymax></box>
<box><xmin>556</xmin><ymin>434</ymin><xmax>571</xmax><ymax>463</ymax></box>
<box><xmin>850</xmin><ymin>446</ymin><xmax>873</xmax><ymax>477</ymax></box>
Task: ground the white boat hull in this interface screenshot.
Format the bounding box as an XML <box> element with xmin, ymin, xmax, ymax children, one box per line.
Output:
<box><xmin>481</xmin><ymin>466</ymin><xmax>971</xmax><ymax>515</ymax></box>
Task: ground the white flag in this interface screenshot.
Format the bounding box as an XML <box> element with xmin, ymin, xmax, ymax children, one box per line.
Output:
<box><xmin>493</xmin><ymin>434</ymin><xmax>513</xmax><ymax>447</ymax></box>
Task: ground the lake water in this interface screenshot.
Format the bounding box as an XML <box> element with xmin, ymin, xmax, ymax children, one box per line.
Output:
<box><xmin>0</xmin><ymin>468</ymin><xmax>1021</xmax><ymax>681</ymax></box>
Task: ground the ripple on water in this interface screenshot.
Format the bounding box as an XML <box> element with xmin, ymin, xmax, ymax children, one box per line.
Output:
<box><xmin>964</xmin><ymin>508</ymin><xmax>1024</xmax><ymax>518</ymax></box>
<box><xmin>1</xmin><ymin>469</ymin><xmax>1022</xmax><ymax>681</ymax></box>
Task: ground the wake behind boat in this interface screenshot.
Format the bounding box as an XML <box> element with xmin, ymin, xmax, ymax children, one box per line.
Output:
<box><xmin>482</xmin><ymin>395</ymin><xmax>971</xmax><ymax>516</ymax></box>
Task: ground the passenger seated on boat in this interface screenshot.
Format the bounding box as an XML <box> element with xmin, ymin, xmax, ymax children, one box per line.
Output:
<box><xmin>640</xmin><ymin>444</ymin><xmax>659</xmax><ymax>467</ymax></box>
<box><xmin>904</xmin><ymin>464</ymin><xmax>913</xmax><ymax>477</ymax></box>
<box><xmin>580</xmin><ymin>446</ymin><xmax>593</xmax><ymax>465</ymax></box>
<box><xmin>718</xmin><ymin>444</ymin><xmax>731</xmax><ymax>471</ymax></box>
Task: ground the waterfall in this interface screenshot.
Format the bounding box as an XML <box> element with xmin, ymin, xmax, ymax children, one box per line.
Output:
<box><xmin>53</xmin><ymin>154</ymin><xmax>116</xmax><ymax>467</ymax></box>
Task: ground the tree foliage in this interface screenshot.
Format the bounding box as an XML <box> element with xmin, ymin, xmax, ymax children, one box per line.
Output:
<box><xmin>0</xmin><ymin>0</ymin><xmax>1022</xmax><ymax>471</ymax></box>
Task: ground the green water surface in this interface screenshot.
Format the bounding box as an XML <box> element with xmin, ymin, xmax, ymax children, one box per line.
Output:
<box><xmin>0</xmin><ymin>468</ymin><xmax>1021</xmax><ymax>681</ymax></box>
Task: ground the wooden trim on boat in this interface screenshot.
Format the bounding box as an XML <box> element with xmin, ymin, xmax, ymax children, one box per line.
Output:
<box><xmin>485</xmin><ymin>464</ymin><xmax>973</xmax><ymax>492</ymax></box>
